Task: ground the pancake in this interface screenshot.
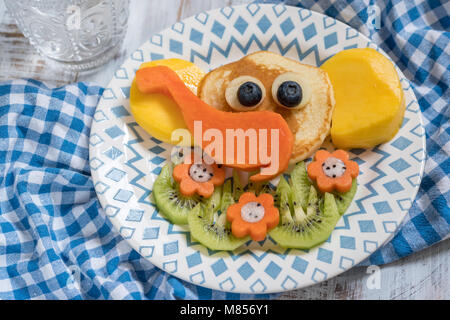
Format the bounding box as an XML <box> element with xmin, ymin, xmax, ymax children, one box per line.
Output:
<box><xmin>198</xmin><ymin>51</ymin><xmax>335</xmax><ymax>163</ymax></box>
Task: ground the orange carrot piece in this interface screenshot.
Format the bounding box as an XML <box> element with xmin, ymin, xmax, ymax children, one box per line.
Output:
<box><xmin>226</xmin><ymin>192</ymin><xmax>279</xmax><ymax>241</ymax></box>
<box><xmin>307</xmin><ymin>149</ymin><xmax>359</xmax><ymax>193</ymax></box>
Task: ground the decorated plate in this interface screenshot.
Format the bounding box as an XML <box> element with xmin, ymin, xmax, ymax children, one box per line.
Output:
<box><xmin>89</xmin><ymin>4</ymin><xmax>425</xmax><ymax>293</ymax></box>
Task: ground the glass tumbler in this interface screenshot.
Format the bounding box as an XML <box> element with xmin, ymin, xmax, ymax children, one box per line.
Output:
<box><xmin>4</xmin><ymin>0</ymin><xmax>130</xmax><ymax>71</ymax></box>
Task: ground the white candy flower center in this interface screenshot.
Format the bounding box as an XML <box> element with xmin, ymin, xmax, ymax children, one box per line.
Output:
<box><xmin>240</xmin><ymin>202</ymin><xmax>265</xmax><ymax>223</ymax></box>
<box><xmin>189</xmin><ymin>163</ymin><xmax>214</xmax><ymax>182</ymax></box>
<box><xmin>322</xmin><ymin>157</ymin><xmax>346</xmax><ymax>178</ymax></box>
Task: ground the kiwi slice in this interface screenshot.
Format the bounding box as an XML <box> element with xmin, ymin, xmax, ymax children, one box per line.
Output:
<box><xmin>231</xmin><ymin>169</ymin><xmax>275</xmax><ymax>198</ymax></box>
<box><xmin>258</xmin><ymin>181</ymin><xmax>276</xmax><ymax>195</ymax></box>
<box><xmin>204</xmin><ymin>184</ymin><xmax>222</xmax><ymax>213</ymax></box>
<box><xmin>188</xmin><ymin>179</ymin><xmax>249</xmax><ymax>251</ymax></box>
<box><xmin>241</xmin><ymin>171</ymin><xmax>277</xmax><ymax>205</ymax></box>
<box><xmin>290</xmin><ymin>161</ymin><xmax>311</xmax><ymax>210</ymax></box>
<box><xmin>258</xmin><ymin>181</ymin><xmax>277</xmax><ymax>209</ymax></box>
<box><xmin>334</xmin><ymin>179</ymin><xmax>357</xmax><ymax>215</ymax></box>
<box><xmin>244</xmin><ymin>175</ymin><xmax>257</xmax><ymax>193</ymax></box>
<box><xmin>221</xmin><ymin>179</ymin><xmax>235</xmax><ymax>213</ymax></box>
<box><xmin>252</xmin><ymin>176</ymin><xmax>276</xmax><ymax>196</ymax></box>
<box><xmin>232</xmin><ymin>170</ymin><xmax>244</xmax><ymax>202</ymax></box>
<box><xmin>269</xmin><ymin>184</ymin><xmax>341</xmax><ymax>249</ymax></box>
<box><xmin>152</xmin><ymin>164</ymin><xmax>204</xmax><ymax>225</ymax></box>
<box><xmin>276</xmin><ymin>176</ymin><xmax>294</xmax><ymax>225</ymax></box>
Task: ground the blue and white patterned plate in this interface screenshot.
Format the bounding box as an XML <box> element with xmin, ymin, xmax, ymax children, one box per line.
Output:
<box><xmin>89</xmin><ymin>4</ymin><xmax>425</xmax><ymax>293</ymax></box>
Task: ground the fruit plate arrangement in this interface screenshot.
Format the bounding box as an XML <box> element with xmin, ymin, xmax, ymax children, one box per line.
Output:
<box><xmin>89</xmin><ymin>4</ymin><xmax>426</xmax><ymax>293</ymax></box>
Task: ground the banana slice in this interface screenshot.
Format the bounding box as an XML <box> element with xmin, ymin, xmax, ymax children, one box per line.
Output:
<box><xmin>225</xmin><ymin>75</ymin><xmax>266</xmax><ymax>111</ymax></box>
<box><xmin>271</xmin><ymin>72</ymin><xmax>311</xmax><ymax>109</ymax></box>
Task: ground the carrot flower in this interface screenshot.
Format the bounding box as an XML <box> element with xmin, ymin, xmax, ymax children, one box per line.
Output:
<box><xmin>226</xmin><ymin>192</ymin><xmax>279</xmax><ymax>241</ymax></box>
<box><xmin>173</xmin><ymin>157</ymin><xmax>225</xmax><ymax>198</ymax></box>
<box><xmin>307</xmin><ymin>149</ymin><xmax>359</xmax><ymax>193</ymax></box>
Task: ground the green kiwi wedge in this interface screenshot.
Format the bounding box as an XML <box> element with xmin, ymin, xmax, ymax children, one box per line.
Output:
<box><xmin>252</xmin><ymin>179</ymin><xmax>277</xmax><ymax>197</ymax></box>
<box><xmin>188</xmin><ymin>179</ymin><xmax>249</xmax><ymax>251</ymax></box>
<box><xmin>334</xmin><ymin>179</ymin><xmax>357</xmax><ymax>215</ymax></box>
<box><xmin>221</xmin><ymin>179</ymin><xmax>235</xmax><ymax>213</ymax></box>
<box><xmin>290</xmin><ymin>162</ymin><xmax>311</xmax><ymax>210</ymax></box>
<box><xmin>257</xmin><ymin>181</ymin><xmax>276</xmax><ymax>196</ymax></box>
<box><xmin>242</xmin><ymin>171</ymin><xmax>277</xmax><ymax>203</ymax></box>
<box><xmin>232</xmin><ymin>170</ymin><xmax>275</xmax><ymax>199</ymax></box>
<box><xmin>232</xmin><ymin>170</ymin><xmax>244</xmax><ymax>202</ymax></box>
<box><xmin>275</xmin><ymin>176</ymin><xmax>294</xmax><ymax>225</ymax></box>
<box><xmin>152</xmin><ymin>164</ymin><xmax>205</xmax><ymax>225</ymax></box>
<box><xmin>269</xmin><ymin>182</ymin><xmax>341</xmax><ymax>249</ymax></box>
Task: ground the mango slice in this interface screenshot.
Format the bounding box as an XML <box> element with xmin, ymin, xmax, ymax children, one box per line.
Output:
<box><xmin>321</xmin><ymin>48</ymin><xmax>405</xmax><ymax>149</ymax></box>
<box><xmin>130</xmin><ymin>59</ymin><xmax>205</xmax><ymax>144</ymax></box>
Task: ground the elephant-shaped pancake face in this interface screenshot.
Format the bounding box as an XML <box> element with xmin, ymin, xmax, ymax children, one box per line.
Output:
<box><xmin>198</xmin><ymin>51</ymin><xmax>335</xmax><ymax>163</ymax></box>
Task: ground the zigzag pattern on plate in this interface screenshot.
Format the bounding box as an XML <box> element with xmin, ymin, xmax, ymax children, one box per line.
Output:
<box><xmin>190</xmin><ymin>34</ymin><xmax>326</xmax><ymax>65</ymax></box>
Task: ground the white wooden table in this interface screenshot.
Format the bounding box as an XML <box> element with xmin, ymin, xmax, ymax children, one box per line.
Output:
<box><xmin>0</xmin><ymin>0</ymin><xmax>448</xmax><ymax>300</ymax></box>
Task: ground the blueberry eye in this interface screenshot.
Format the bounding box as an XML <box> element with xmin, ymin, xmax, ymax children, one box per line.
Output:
<box><xmin>238</xmin><ymin>82</ymin><xmax>263</xmax><ymax>107</ymax></box>
<box><xmin>225</xmin><ymin>76</ymin><xmax>266</xmax><ymax>111</ymax></box>
<box><xmin>272</xmin><ymin>72</ymin><xmax>311</xmax><ymax>109</ymax></box>
<box><xmin>277</xmin><ymin>81</ymin><xmax>303</xmax><ymax>108</ymax></box>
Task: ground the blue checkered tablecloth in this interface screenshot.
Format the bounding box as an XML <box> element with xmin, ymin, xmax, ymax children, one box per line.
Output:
<box><xmin>279</xmin><ymin>0</ymin><xmax>450</xmax><ymax>265</ymax></box>
<box><xmin>0</xmin><ymin>0</ymin><xmax>448</xmax><ymax>299</ymax></box>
